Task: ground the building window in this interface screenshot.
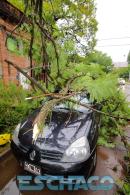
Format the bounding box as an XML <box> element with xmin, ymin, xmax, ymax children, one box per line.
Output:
<box><xmin>6</xmin><ymin>35</ymin><xmax>24</xmax><ymax>55</ymax></box>
<box><xmin>6</xmin><ymin>36</ymin><xmax>19</xmax><ymax>52</ymax></box>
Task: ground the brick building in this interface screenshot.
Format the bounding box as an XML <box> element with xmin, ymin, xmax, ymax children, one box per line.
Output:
<box><xmin>0</xmin><ymin>0</ymin><xmax>30</xmax><ymax>87</ymax></box>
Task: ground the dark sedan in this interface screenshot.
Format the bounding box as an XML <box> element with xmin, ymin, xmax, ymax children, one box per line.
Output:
<box><xmin>11</xmin><ymin>94</ymin><xmax>101</xmax><ymax>179</ymax></box>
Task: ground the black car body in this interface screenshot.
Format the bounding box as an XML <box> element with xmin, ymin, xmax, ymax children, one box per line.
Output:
<box><xmin>11</xmin><ymin>95</ymin><xmax>101</xmax><ymax>179</ymax></box>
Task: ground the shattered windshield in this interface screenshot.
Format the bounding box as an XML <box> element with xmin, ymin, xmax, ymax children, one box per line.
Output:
<box><xmin>54</xmin><ymin>94</ymin><xmax>92</xmax><ymax>113</ymax></box>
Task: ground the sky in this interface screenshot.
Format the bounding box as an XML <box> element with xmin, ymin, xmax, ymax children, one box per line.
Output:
<box><xmin>96</xmin><ymin>0</ymin><xmax>130</xmax><ymax>62</ymax></box>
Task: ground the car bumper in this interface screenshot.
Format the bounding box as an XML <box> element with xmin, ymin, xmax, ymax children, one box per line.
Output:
<box><xmin>11</xmin><ymin>141</ymin><xmax>96</xmax><ymax>178</ymax></box>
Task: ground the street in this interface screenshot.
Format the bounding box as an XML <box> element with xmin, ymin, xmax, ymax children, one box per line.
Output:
<box><xmin>125</xmin><ymin>83</ymin><xmax>130</xmax><ymax>103</ymax></box>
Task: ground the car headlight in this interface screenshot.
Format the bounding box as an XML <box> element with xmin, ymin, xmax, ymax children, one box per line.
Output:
<box><xmin>61</xmin><ymin>136</ymin><xmax>90</xmax><ymax>163</ymax></box>
<box><xmin>12</xmin><ymin>123</ymin><xmax>21</xmax><ymax>144</ymax></box>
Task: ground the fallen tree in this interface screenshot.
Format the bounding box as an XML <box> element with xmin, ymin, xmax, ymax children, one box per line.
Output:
<box><xmin>7</xmin><ymin>0</ymin><xmax>130</xmax><ymax>146</ymax></box>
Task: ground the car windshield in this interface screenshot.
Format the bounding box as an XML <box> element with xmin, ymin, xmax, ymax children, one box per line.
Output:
<box><xmin>54</xmin><ymin>94</ymin><xmax>92</xmax><ymax>113</ymax></box>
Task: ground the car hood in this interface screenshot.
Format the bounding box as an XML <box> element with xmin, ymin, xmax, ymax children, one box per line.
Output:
<box><xmin>19</xmin><ymin>108</ymin><xmax>93</xmax><ymax>153</ymax></box>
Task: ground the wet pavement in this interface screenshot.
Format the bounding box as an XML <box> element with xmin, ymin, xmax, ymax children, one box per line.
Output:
<box><xmin>125</xmin><ymin>83</ymin><xmax>130</xmax><ymax>103</ymax></box>
<box><xmin>0</xmin><ymin>146</ymin><xmax>125</xmax><ymax>195</ymax></box>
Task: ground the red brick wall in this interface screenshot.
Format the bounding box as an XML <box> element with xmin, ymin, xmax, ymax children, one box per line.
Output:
<box><xmin>0</xmin><ymin>18</ymin><xmax>30</xmax><ymax>85</ymax></box>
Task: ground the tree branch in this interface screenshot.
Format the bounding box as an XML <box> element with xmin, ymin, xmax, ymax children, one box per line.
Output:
<box><xmin>68</xmin><ymin>99</ymin><xmax>130</xmax><ymax>121</ymax></box>
<box><xmin>5</xmin><ymin>60</ymin><xmax>47</xmax><ymax>93</ymax></box>
<box><xmin>25</xmin><ymin>92</ymin><xmax>130</xmax><ymax>121</ymax></box>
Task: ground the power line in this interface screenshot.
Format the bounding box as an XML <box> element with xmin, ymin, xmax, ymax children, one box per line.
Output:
<box><xmin>97</xmin><ymin>36</ymin><xmax>130</xmax><ymax>41</ymax></box>
<box><xmin>97</xmin><ymin>43</ymin><xmax>130</xmax><ymax>47</ymax></box>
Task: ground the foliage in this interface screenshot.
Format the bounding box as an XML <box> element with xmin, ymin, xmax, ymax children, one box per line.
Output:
<box><xmin>113</xmin><ymin>67</ymin><xmax>130</xmax><ymax>79</ymax></box>
<box><xmin>85</xmin><ymin>50</ymin><xmax>113</xmax><ymax>72</ymax></box>
<box><xmin>8</xmin><ymin>0</ymin><xmax>97</xmax><ymax>54</ymax></box>
<box><xmin>67</xmin><ymin>50</ymin><xmax>114</xmax><ymax>78</ymax></box>
<box><xmin>116</xmin><ymin>182</ymin><xmax>130</xmax><ymax>195</ymax></box>
<box><xmin>8</xmin><ymin>0</ymin><xmax>24</xmax><ymax>11</ymax></box>
<box><xmin>98</xmin><ymin>91</ymin><xmax>130</xmax><ymax>147</ymax></box>
<box><xmin>47</xmin><ymin>56</ymin><xmax>116</xmax><ymax>101</ymax></box>
<box><xmin>68</xmin><ymin>50</ymin><xmax>114</xmax><ymax>74</ymax></box>
<box><xmin>116</xmin><ymin>152</ymin><xmax>130</xmax><ymax>195</ymax></box>
<box><xmin>8</xmin><ymin>0</ymin><xmax>98</xmax><ymax>78</ymax></box>
<box><xmin>0</xmin><ymin>81</ymin><xmax>41</xmax><ymax>133</ymax></box>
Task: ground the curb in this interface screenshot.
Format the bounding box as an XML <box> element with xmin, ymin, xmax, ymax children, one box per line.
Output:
<box><xmin>0</xmin><ymin>147</ymin><xmax>11</xmax><ymax>161</ymax></box>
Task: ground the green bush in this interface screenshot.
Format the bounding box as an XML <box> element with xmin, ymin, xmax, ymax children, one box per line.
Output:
<box><xmin>98</xmin><ymin>91</ymin><xmax>130</xmax><ymax>147</ymax></box>
<box><xmin>113</xmin><ymin>67</ymin><xmax>129</xmax><ymax>79</ymax></box>
<box><xmin>0</xmin><ymin>81</ymin><xmax>41</xmax><ymax>134</ymax></box>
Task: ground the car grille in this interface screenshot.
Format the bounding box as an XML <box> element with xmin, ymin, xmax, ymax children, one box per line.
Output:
<box><xmin>40</xmin><ymin>150</ymin><xmax>63</xmax><ymax>162</ymax></box>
